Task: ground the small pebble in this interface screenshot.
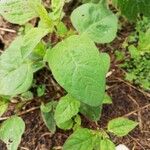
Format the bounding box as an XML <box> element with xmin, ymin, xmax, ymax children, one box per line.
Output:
<box><xmin>116</xmin><ymin>144</ymin><xmax>129</xmax><ymax>150</ymax></box>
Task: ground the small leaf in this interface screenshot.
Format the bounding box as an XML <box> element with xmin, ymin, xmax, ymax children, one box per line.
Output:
<box><xmin>80</xmin><ymin>103</ymin><xmax>102</xmax><ymax>121</ymax></box>
<box><xmin>103</xmin><ymin>93</ymin><xmax>112</xmax><ymax>104</ymax></box>
<box><xmin>40</xmin><ymin>102</ymin><xmax>53</xmax><ymax>113</ymax></box>
<box><xmin>63</xmin><ymin>128</ymin><xmax>97</xmax><ymax>150</ymax></box>
<box><xmin>30</xmin><ymin>2</ymin><xmax>52</xmax><ymax>28</ymax></box>
<box><xmin>108</xmin><ymin>117</ymin><xmax>138</xmax><ymax>137</ymax></box>
<box><xmin>21</xmin><ymin>91</ymin><xmax>33</xmax><ymax>101</ymax></box>
<box><xmin>21</xmin><ymin>28</ymin><xmax>50</xmax><ymax>59</ymax></box>
<box><xmin>58</xmin><ymin>120</ymin><xmax>74</xmax><ymax>130</ymax></box>
<box><xmin>48</xmin><ymin>35</ymin><xmax>108</xmax><ymax>106</ymax></box>
<box><xmin>0</xmin><ymin>116</ymin><xmax>25</xmax><ymax>150</ymax></box>
<box><xmin>0</xmin><ymin>0</ymin><xmax>41</xmax><ymax>25</ymax></box>
<box><xmin>71</xmin><ymin>3</ymin><xmax>118</xmax><ymax>43</ymax></box>
<box><xmin>41</xmin><ymin>101</ymin><xmax>57</xmax><ymax>133</ymax></box>
<box><xmin>0</xmin><ymin>98</ymin><xmax>8</xmax><ymax>117</ymax></box>
<box><xmin>100</xmin><ymin>138</ymin><xmax>115</xmax><ymax>150</ymax></box>
<box><xmin>54</xmin><ymin>94</ymin><xmax>80</xmax><ymax>126</ymax></box>
<box><xmin>37</xmin><ymin>85</ymin><xmax>46</xmax><ymax>97</ymax></box>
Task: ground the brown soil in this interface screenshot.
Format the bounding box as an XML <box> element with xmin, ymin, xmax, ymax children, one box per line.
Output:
<box><xmin>0</xmin><ymin>3</ymin><xmax>150</xmax><ymax>150</ymax></box>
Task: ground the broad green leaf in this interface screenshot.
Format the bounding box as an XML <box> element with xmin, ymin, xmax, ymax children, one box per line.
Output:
<box><xmin>0</xmin><ymin>116</ymin><xmax>25</xmax><ymax>150</ymax></box>
<box><xmin>103</xmin><ymin>93</ymin><xmax>112</xmax><ymax>104</ymax></box>
<box><xmin>71</xmin><ymin>3</ymin><xmax>118</xmax><ymax>43</ymax></box>
<box><xmin>115</xmin><ymin>0</ymin><xmax>150</xmax><ymax>21</ymax></box>
<box><xmin>0</xmin><ymin>63</ymin><xmax>33</xmax><ymax>96</ymax></box>
<box><xmin>0</xmin><ymin>36</ymin><xmax>23</xmax><ymax>71</ymax></box>
<box><xmin>54</xmin><ymin>94</ymin><xmax>80</xmax><ymax>125</ymax></box>
<box><xmin>80</xmin><ymin>103</ymin><xmax>102</xmax><ymax>121</ymax></box>
<box><xmin>63</xmin><ymin>128</ymin><xmax>97</xmax><ymax>150</ymax></box>
<box><xmin>108</xmin><ymin>117</ymin><xmax>138</xmax><ymax>137</ymax></box>
<box><xmin>21</xmin><ymin>28</ymin><xmax>50</xmax><ymax>59</ymax></box>
<box><xmin>100</xmin><ymin>138</ymin><xmax>115</xmax><ymax>150</ymax></box>
<box><xmin>0</xmin><ymin>98</ymin><xmax>8</xmax><ymax>117</ymax></box>
<box><xmin>0</xmin><ymin>0</ymin><xmax>41</xmax><ymax>25</ymax></box>
<box><xmin>48</xmin><ymin>35</ymin><xmax>108</xmax><ymax>106</ymax></box>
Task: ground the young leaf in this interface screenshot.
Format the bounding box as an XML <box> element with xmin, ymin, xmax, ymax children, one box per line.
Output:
<box><xmin>21</xmin><ymin>28</ymin><xmax>50</xmax><ymax>59</ymax></box>
<box><xmin>0</xmin><ymin>116</ymin><xmax>25</xmax><ymax>150</ymax></box>
<box><xmin>0</xmin><ymin>97</ymin><xmax>8</xmax><ymax>117</ymax></box>
<box><xmin>100</xmin><ymin>138</ymin><xmax>116</xmax><ymax>150</ymax></box>
<box><xmin>0</xmin><ymin>0</ymin><xmax>40</xmax><ymax>25</ymax></box>
<box><xmin>41</xmin><ymin>101</ymin><xmax>57</xmax><ymax>133</ymax></box>
<box><xmin>103</xmin><ymin>93</ymin><xmax>112</xmax><ymax>104</ymax></box>
<box><xmin>54</xmin><ymin>94</ymin><xmax>80</xmax><ymax>125</ymax></box>
<box><xmin>47</xmin><ymin>35</ymin><xmax>107</xmax><ymax>106</ymax></box>
<box><xmin>63</xmin><ymin>128</ymin><xmax>97</xmax><ymax>150</ymax></box>
<box><xmin>71</xmin><ymin>3</ymin><xmax>118</xmax><ymax>43</ymax></box>
<box><xmin>80</xmin><ymin>103</ymin><xmax>102</xmax><ymax>121</ymax></box>
<box><xmin>108</xmin><ymin>117</ymin><xmax>138</xmax><ymax>137</ymax></box>
<box><xmin>30</xmin><ymin>2</ymin><xmax>52</xmax><ymax>28</ymax></box>
<box><xmin>0</xmin><ymin>63</ymin><xmax>33</xmax><ymax>96</ymax></box>
<box><xmin>58</xmin><ymin>120</ymin><xmax>74</xmax><ymax>130</ymax></box>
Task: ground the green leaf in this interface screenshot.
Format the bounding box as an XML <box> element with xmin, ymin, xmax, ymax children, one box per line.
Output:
<box><xmin>56</xmin><ymin>22</ymin><xmax>68</xmax><ymax>37</ymax></box>
<box><xmin>63</xmin><ymin>128</ymin><xmax>97</xmax><ymax>150</ymax></box>
<box><xmin>21</xmin><ymin>28</ymin><xmax>50</xmax><ymax>59</ymax></box>
<box><xmin>108</xmin><ymin>117</ymin><xmax>138</xmax><ymax>137</ymax></box>
<box><xmin>99</xmin><ymin>53</ymin><xmax>110</xmax><ymax>75</ymax></box>
<box><xmin>0</xmin><ymin>0</ymin><xmax>40</xmax><ymax>25</ymax></box>
<box><xmin>54</xmin><ymin>94</ymin><xmax>80</xmax><ymax>125</ymax></box>
<box><xmin>51</xmin><ymin>0</ymin><xmax>70</xmax><ymax>20</ymax></box>
<box><xmin>115</xmin><ymin>0</ymin><xmax>150</xmax><ymax>21</ymax></box>
<box><xmin>71</xmin><ymin>3</ymin><xmax>118</xmax><ymax>43</ymax></box>
<box><xmin>100</xmin><ymin>138</ymin><xmax>115</xmax><ymax>150</ymax></box>
<box><xmin>0</xmin><ymin>63</ymin><xmax>33</xmax><ymax>96</ymax></box>
<box><xmin>21</xmin><ymin>91</ymin><xmax>33</xmax><ymax>101</ymax></box>
<box><xmin>0</xmin><ymin>116</ymin><xmax>25</xmax><ymax>150</ymax></box>
<box><xmin>80</xmin><ymin>103</ymin><xmax>102</xmax><ymax>121</ymax></box>
<box><xmin>138</xmin><ymin>29</ymin><xmax>150</xmax><ymax>52</ymax></box>
<box><xmin>30</xmin><ymin>2</ymin><xmax>52</xmax><ymax>28</ymax></box>
<box><xmin>41</xmin><ymin>102</ymin><xmax>53</xmax><ymax>113</ymax></box>
<box><xmin>103</xmin><ymin>93</ymin><xmax>112</xmax><ymax>104</ymax></box>
<box><xmin>0</xmin><ymin>36</ymin><xmax>23</xmax><ymax>71</ymax></box>
<box><xmin>58</xmin><ymin>120</ymin><xmax>74</xmax><ymax>130</ymax></box>
<box><xmin>41</xmin><ymin>101</ymin><xmax>57</xmax><ymax>133</ymax></box>
<box><xmin>48</xmin><ymin>35</ymin><xmax>108</xmax><ymax>106</ymax></box>
<box><xmin>37</xmin><ymin>85</ymin><xmax>46</xmax><ymax>97</ymax></box>
<box><xmin>0</xmin><ymin>98</ymin><xmax>8</xmax><ymax>117</ymax></box>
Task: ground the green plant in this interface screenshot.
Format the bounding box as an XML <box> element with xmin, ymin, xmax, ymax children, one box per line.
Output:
<box><xmin>0</xmin><ymin>0</ymin><xmax>138</xmax><ymax>149</ymax></box>
<box><xmin>113</xmin><ymin>0</ymin><xmax>150</xmax><ymax>21</ymax></box>
<box><xmin>122</xmin><ymin>17</ymin><xmax>150</xmax><ymax>90</ymax></box>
